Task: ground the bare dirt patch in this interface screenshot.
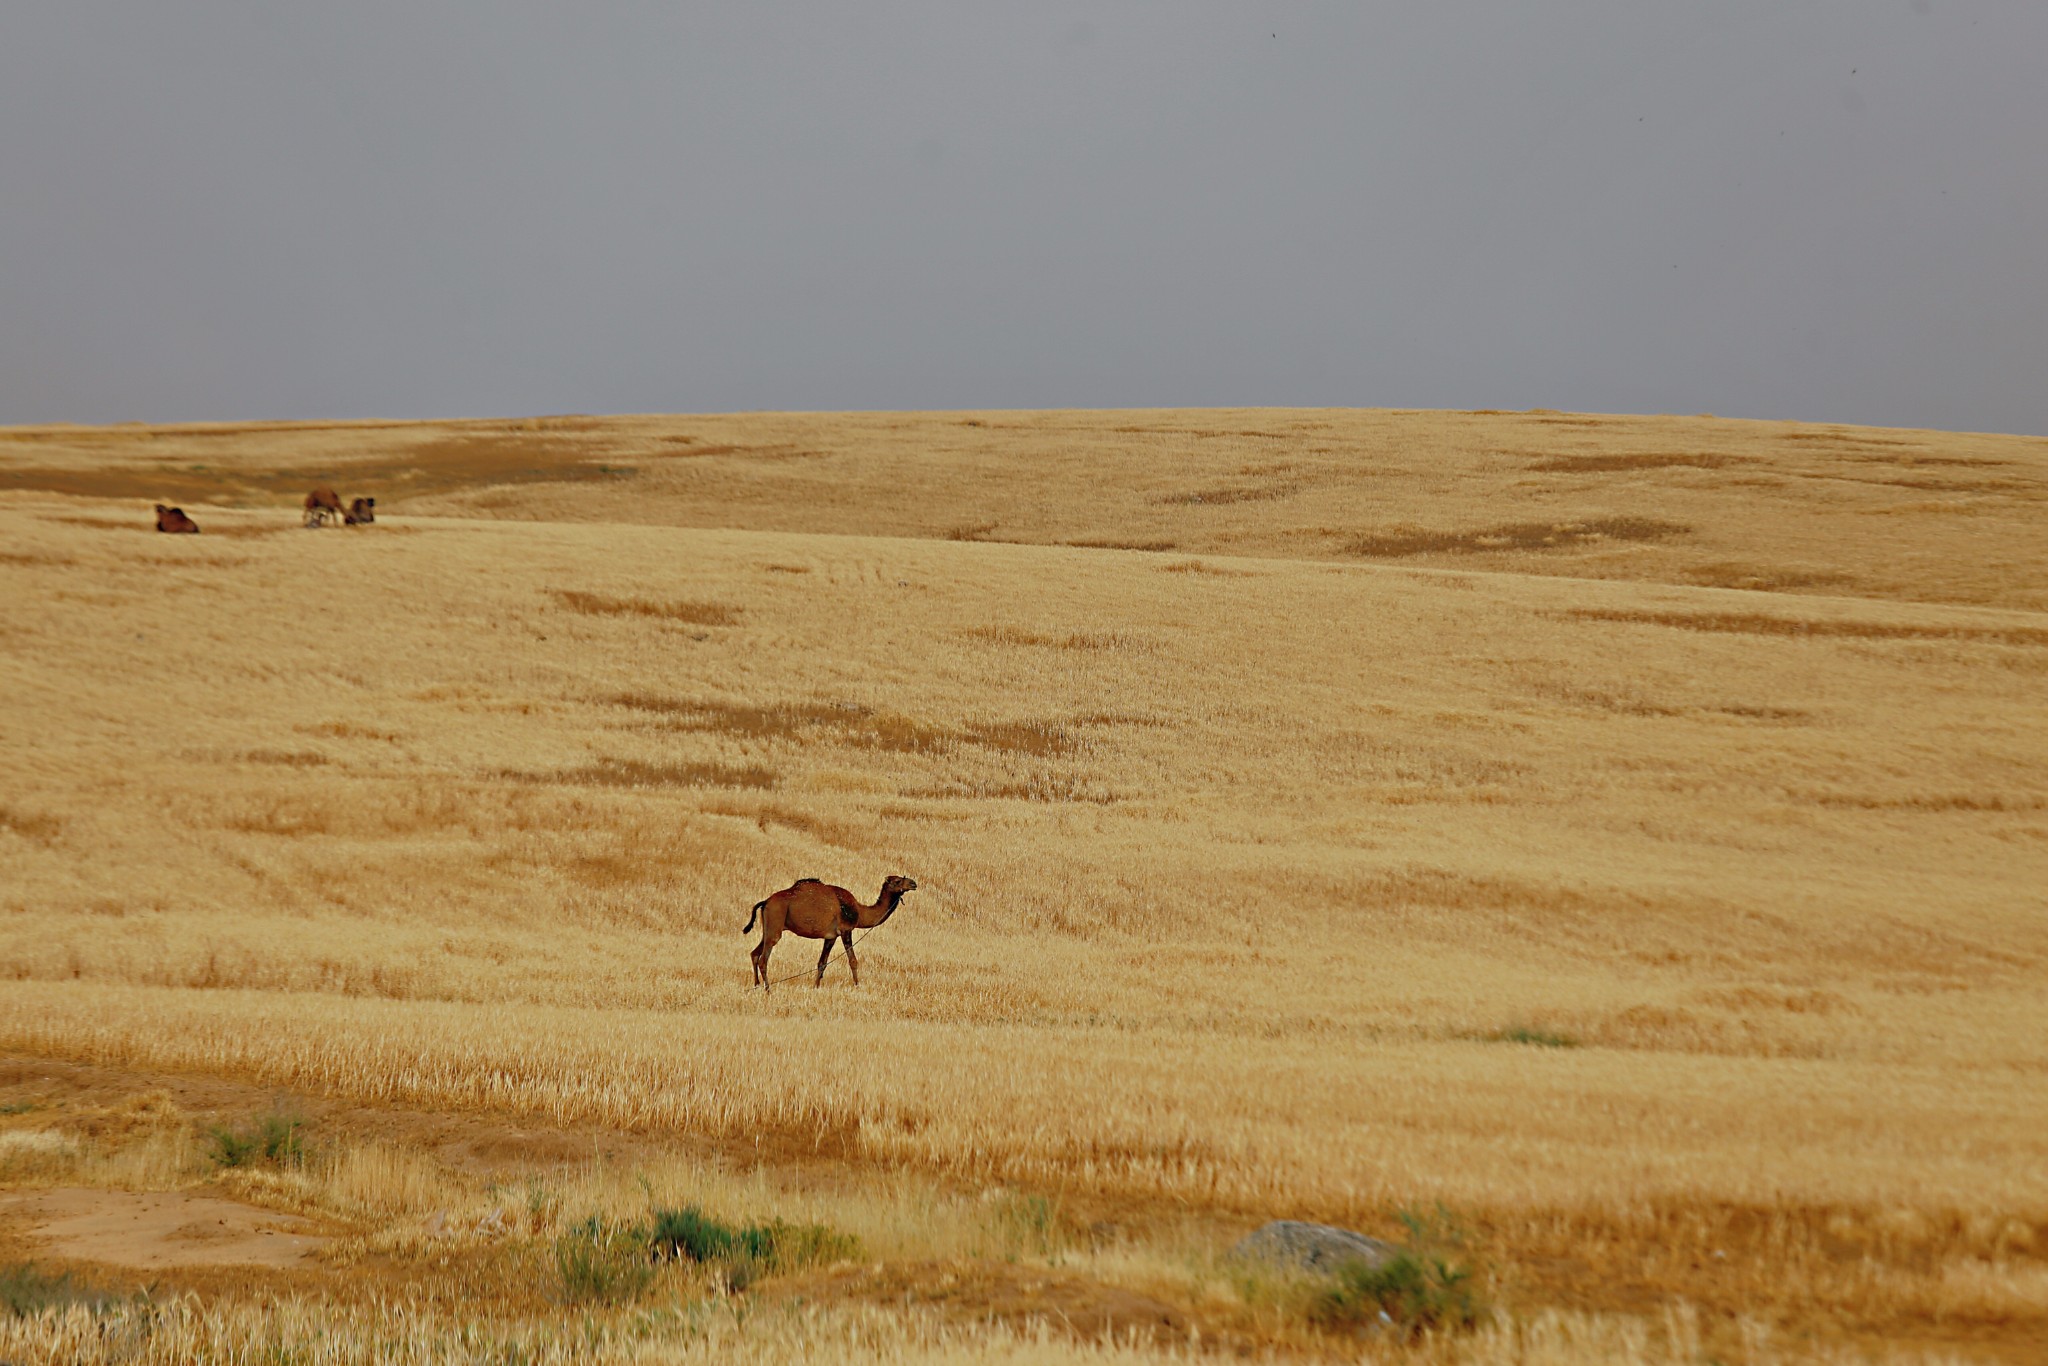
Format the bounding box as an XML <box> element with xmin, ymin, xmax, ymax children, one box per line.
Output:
<box><xmin>1155</xmin><ymin>482</ymin><xmax>1300</xmax><ymax>506</ymax></box>
<box><xmin>1062</xmin><ymin>538</ymin><xmax>1177</xmax><ymax>552</ymax></box>
<box><xmin>963</xmin><ymin>626</ymin><xmax>1142</xmax><ymax>651</ymax></box>
<box><xmin>1679</xmin><ymin>562</ymin><xmax>1855</xmax><ymax>593</ymax></box>
<box><xmin>1349</xmin><ymin>517</ymin><xmax>1687</xmax><ymax>557</ymax></box>
<box><xmin>0</xmin><ymin>1188</ymin><xmax>329</xmax><ymax>1270</ymax></box>
<box><xmin>550</xmin><ymin>591</ymin><xmax>742</xmax><ymax>626</ymax></box>
<box><xmin>1563</xmin><ymin>609</ymin><xmax>2048</xmax><ymax>647</ymax></box>
<box><xmin>1529</xmin><ymin>452</ymin><xmax>1742</xmax><ymax>474</ymax></box>
<box><xmin>0</xmin><ymin>808</ymin><xmax>63</xmax><ymax>844</ymax></box>
<box><xmin>515</xmin><ymin>759</ymin><xmax>780</xmax><ymax>791</ymax></box>
<box><xmin>1778</xmin><ymin>429</ymin><xmax>1924</xmax><ymax>450</ymax></box>
<box><xmin>904</xmin><ymin>776</ymin><xmax>1115</xmax><ymax>804</ymax></box>
<box><xmin>604</xmin><ymin>695</ymin><xmax>1093</xmax><ymax>759</ymax></box>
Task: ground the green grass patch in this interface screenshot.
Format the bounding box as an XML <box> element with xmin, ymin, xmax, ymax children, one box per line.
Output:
<box><xmin>1310</xmin><ymin>1207</ymin><xmax>1486</xmax><ymax>1338</ymax></box>
<box><xmin>554</xmin><ymin>1215</ymin><xmax>657</xmax><ymax>1305</ymax></box>
<box><xmin>207</xmin><ymin>1111</ymin><xmax>306</xmax><ymax>1168</ymax></box>
<box><xmin>646</xmin><ymin>1205</ymin><xmax>859</xmax><ymax>1290</ymax></box>
<box><xmin>1313</xmin><ymin>1252</ymin><xmax>1484</xmax><ymax>1337</ymax></box>
<box><xmin>549</xmin><ymin>1204</ymin><xmax>859</xmax><ymax>1302</ymax></box>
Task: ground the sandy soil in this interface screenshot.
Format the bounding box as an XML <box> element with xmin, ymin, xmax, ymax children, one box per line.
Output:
<box><xmin>0</xmin><ymin>1187</ymin><xmax>329</xmax><ymax>1269</ymax></box>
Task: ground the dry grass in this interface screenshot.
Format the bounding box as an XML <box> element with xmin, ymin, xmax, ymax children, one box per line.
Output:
<box><xmin>526</xmin><ymin>758</ymin><xmax>782</xmax><ymax>791</ymax></box>
<box><xmin>551</xmin><ymin>590</ymin><xmax>743</xmax><ymax>626</ymax></box>
<box><xmin>3</xmin><ymin>1100</ymin><xmax>2014</xmax><ymax>1363</ymax></box>
<box><xmin>1564</xmin><ymin>607</ymin><xmax>2048</xmax><ymax>646</ymax></box>
<box><xmin>962</xmin><ymin>626</ymin><xmax>1142</xmax><ymax>651</ymax></box>
<box><xmin>1348</xmin><ymin>517</ymin><xmax>1690</xmax><ymax>558</ymax></box>
<box><xmin>13</xmin><ymin>405</ymin><xmax>2048</xmax><ymax>608</ymax></box>
<box><xmin>0</xmin><ymin>807</ymin><xmax>64</xmax><ymax>844</ymax></box>
<box><xmin>1526</xmin><ymin>451</ymin><xmax>1745</xmax><ymax>473</ymax></box>
<box><xmin>0</xmin><ymin>1294</ymin><xmax>1835</xmax><ymax>1366</ymax></box>
<box><xmin>2</xmin><ymin>406</ymin><xmax>2046</xmax><ymax>1361</ymax></box>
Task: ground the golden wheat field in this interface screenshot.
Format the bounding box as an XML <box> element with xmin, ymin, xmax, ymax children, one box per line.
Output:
<box><xmin>1</xmin><ymin>408</ymin><xmax>2045</xmax><ymax>1363</ymax></box>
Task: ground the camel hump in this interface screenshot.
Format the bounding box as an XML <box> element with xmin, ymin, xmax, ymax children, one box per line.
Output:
<box><xmin>793</xmin><ymin>877</ymin><xmax>824</xmax><ymax>887</ymax></box>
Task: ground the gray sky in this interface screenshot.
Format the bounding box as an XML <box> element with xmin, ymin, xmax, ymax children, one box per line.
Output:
<box><xmin>3</xmin><ymin>3</ymin><xmax>2044</xmax><ymax>433</ymax></box>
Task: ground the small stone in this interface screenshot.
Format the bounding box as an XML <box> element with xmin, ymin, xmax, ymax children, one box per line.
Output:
<box><xmin>1229</xmin><ymin>1220</ymin><xmax>1398</xmax><ymax>1273</ymax></box>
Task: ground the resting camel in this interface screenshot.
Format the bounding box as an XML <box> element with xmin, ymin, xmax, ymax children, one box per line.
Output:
<box><xmin>744</xmin><ymin>875</ymin><xmax>917</xmax><ymax>990</ymax></box>
<box><xmin>346</xmin><ymin>496</ymin><xmax>375</xmax><ymax>525</ymax></box>
<box><xmin>303</xmin><ymin>487</ymin><xmax>345</xmax><ymax>527</ymax></box>
<box><xmin>154</xmin><ymin>504</ymin><xmax>199</xmax><ymax>533</ymax></box>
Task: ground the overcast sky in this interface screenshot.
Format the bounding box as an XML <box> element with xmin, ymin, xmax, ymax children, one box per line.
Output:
<box><xmin>2</xmin><ymin>3</ymin><xmax>2043</xmax><ymax>433</ymax></box>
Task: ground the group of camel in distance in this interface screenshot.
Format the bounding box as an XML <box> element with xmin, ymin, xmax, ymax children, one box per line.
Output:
<box><xmin>152</xmin><ymin>487</ymin><xmax>375</xmax><ymax>534</ymax></box>
<box><xmin>154</xmin><ymin>498</ymin><xmax>910</xmax><ymax>988</ymax></box>
<box><xmin>144</xmin><ymin>477</ymin><xmax>915</xmax><ymax>993</ymax></box>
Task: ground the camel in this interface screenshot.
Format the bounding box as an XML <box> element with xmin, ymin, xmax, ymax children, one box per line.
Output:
<box><xmin>744</xmin><ymin>875</ymin><xmax>917</xmax><ymax>990</ymax></box>
<box><xmin>303</xmin><ymin>487</ymin><xmax>345</xmax><ymax>527</ymax></box>
<box><xmin>345</xmin><ymin>496</ymin><xmax>375</xmax><ymax>525</ymax></box>
<box><xmin>154</xmin><ymin>504</ymin><xmax>199</xmax><ymax>533</ymax></box>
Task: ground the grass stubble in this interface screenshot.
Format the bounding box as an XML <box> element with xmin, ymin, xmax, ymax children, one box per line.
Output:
<box><xmin>0</xmin><ymin>408</ymin><xmax>2045</xmax><ymax>1362</ymax></box>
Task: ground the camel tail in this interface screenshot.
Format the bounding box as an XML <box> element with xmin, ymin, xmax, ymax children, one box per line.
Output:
<box><xmin>744</xmin><ymin>900</ymin><xmax>766</xmax><ymax>934</ymax></box>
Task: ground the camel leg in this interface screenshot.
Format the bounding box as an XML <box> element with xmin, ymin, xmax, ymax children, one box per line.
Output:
<box><xmin>842</xmin><ymin>933</ymin><xmax>859</xmax><ymax>986</ymax></box>
<box><xmin>814</xmin><ymin>937</ymin><xmax>834</xmax><ymax>986</ymax></box>
<box><xmin>754</xmin><ymin>939</ymin><xmax>775</xmax><ymax>991</ymax></box>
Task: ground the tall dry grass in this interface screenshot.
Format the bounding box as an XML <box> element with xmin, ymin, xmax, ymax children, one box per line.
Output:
<box><xmin>0</xmin><ymin>1294</ymin><xmax>1871</xmax><ymax>1366</ymax></box>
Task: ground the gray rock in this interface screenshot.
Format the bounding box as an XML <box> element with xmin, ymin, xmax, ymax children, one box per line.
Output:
<box><xmin>1229</xmin><ymin>1220</ymin><xmax>1398</xmax><ymax>1273</ymax></box>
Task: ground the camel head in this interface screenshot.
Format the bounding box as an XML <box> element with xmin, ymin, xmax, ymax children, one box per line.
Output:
<box><xmin>881</xmin><ymin>874</ymin><xmax>918</xmax><ymax>901</ymax></box>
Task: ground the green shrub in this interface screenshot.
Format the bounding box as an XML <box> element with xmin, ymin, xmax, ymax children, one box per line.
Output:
<box><xmin>207</xmin><ymin>1126</ymin><xmax>259</xmax><ymax>1168</ymax></box>
<box><xmin>1311</xmin><ymin>1207</ymin><xmax>1487</xmax><ymax>1338</ymax></box>
<box><xmin>553</xmin><ymin>1216</ymin><xmax>655</xmax><ymax>1305</ymax></box>
<box><xmin>647</xmin><ymin>1205</ymin><xmax>737</xmax><ymax>1264</ymax></box>
<box><xmin>646</xmin><ymin>1205</ymin><xmax>858</xmax><ymax>1287</ymax></box>
<box><xmin>1312</xmin><ymin>1252</ymin><xmax>1481</xmax><ymax>1335</ymax></box>
<box><xmin>208</xmin><ymin>1112</ymin><xmax>305</xmax><ymax>1168</ymax></box>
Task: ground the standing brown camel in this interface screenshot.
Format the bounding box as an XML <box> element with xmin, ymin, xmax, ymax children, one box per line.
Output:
<box><xmin>744</xmin><ymin>875</ymin><xmax>917</xmax><ymax>990</ymax></box>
